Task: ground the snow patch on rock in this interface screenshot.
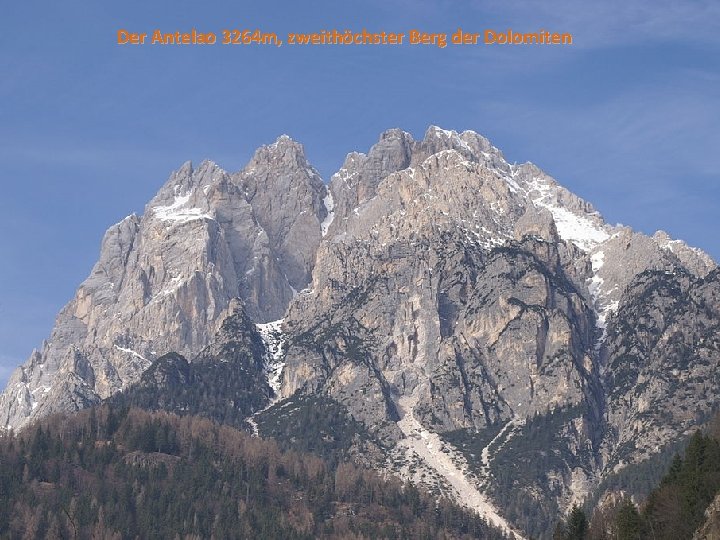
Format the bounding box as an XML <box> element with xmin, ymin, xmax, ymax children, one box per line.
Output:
<box><xmin>321</xmin><ymin>190</ymin><xmax>335</xmax><ymax>237</ymax></box>
<box><xmin>256</xmin><ymin>319</ymin><xmax>286</xmax><ymax>398</ymax></box>
<box><xmin>526</xmin><ymin>177</ymin><xmax>609</xmax><ymax>252</ymax></box>
<box><xmin>480</xmin><ymin>419</ymin><xmax>524</xmax><ymax>478</ymax></box>
<box><xmin>113</xmin><ymin>345</ymin><xmax>150</xmax><ymax>364</ymax></box>
<box><xmin>249</xmin><ymin>320</ymin><xmax>287</xmax><ymax>437</ymax></box>
<box><xmin>153</xmin><ymin>193</ymin><xmax>213</xmax><ymax>224</ymax></box>
<box><xmin>587</xmin><ymin>249</ymin><xmax>620</xmax><ymax>338</ymax></box>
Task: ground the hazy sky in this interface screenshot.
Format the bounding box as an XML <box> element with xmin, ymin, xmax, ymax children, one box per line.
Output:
<box><xmin>1</xmin><ymin>0</ymin><xmax>719</xmax><ymax>386</ymax></box>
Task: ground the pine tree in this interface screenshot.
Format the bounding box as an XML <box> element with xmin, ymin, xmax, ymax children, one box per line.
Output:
<box><xmin>615</xmin><ymin>498</ymin><xmax>643</xmax><ymax>540</ymax></box>
<box><xmin>565</xmin><ymin>505</ymin><xmax>588</xmax><ymax>540</ymax></box>
<box><xmin>553</xmin><ymin>505</ymin><xmax>588</xmax><ymax>540</ymax></box>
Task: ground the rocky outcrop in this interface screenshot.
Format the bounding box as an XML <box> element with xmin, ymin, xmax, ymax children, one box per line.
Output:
<box><xmin>602</xmin><ymin>267</ymin><xmax>720</xmax><ymax>471</ymax></box>
<box><xmin>270</xmin><ymin>127</ymin><xmax>718</xmax><ymax>536</ymax></box>
<box><xmin>0</xmin><ymin>138</ymin><xmax>326</xmax><ymax>431</ymax></box>
<box><xmin>113</xmin><ymin>301</ymin><xmax>272</xmax><ymax>428</ymax></box>
<box><xmin>695</xmin><ymin>493</ymin><xmax>720</xmax><ymax>540</ymax></box>
<box><xmin>234</xmin><ymin>135</ymin><xmax>327</xmax><ymax>294</ymax></box>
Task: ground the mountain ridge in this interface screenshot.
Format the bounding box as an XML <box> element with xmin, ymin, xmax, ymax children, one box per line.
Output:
<box><xmin>1</xmin><ymin>126</ymin><xmax>717</xmax><ymax>538</ymax></box>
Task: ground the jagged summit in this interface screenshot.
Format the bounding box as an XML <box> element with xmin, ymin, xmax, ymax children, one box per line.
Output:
<box><xmin>249</xmin><ymin>133</ymin><xmax>314</xmax><ymax>171</ymax></box>
<box><xmin>0</xmin><ymin>126</ymin><xmax>718</xmax><ymax>538</ymax></box>
<box><xmin>1</xmin><ymin>126</ymin><xmax>714</xmax><ymax>433</ymax></box>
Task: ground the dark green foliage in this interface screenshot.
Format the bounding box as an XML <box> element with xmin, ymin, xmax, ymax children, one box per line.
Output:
<box><xmin>580</xmin><ymin>426</ymin><xmax>720</xmax><ymax>540</ymax></box>
<box><xmin>566</xmin><ymin>505</ymin><xmax>588</xmax><ymax>539</ymax></box>
<box><xmin>554</xmin><ymin>505</ymin><xmax>588</xmax><ymax>540</ymax></box>
<box><xmin>443</xmin><ymin>425</ymin><xmax>504</xmax><ymax>466</ymax></box>
<box><xmin>642</xmin><ymin>430</ymin><xmax>720</xmax><ymax>538</ymax></box>
<box><xmin>111</xmin><ymin>308</ymin><xmax>273</xmax><ymax>432</ymax></box>
<box><xmin>113</xmin><ymin>346</ymin><xmax>270</xmax><ymax>432</ymax></box>
<box><xmin>584</xmin><ymin>436</ymin><xmax>689</xmax><ymax>512</ymax></box>
<box><xmin>615</xmin><ymin>499</ymin><xmax>643</xmax><ymax>540</ymax></box>
<box><xmin>487</xmin><ymin>406</ymin><xmax>591</xmax><ymax>539</ymax></box>
<box><xmin>255</xmin><ymin>393</ymin><xmax>383</xmax><ymax>466</ymax></box>
<box><xmin>0</xmin><ymin>406</ymin><xmax>510</xmax><ymax>539</ymax></box>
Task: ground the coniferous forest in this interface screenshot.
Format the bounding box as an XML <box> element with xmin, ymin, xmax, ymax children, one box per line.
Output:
<box><xmin>0</xmin><ymin>406</ymin><xmax>511</xmax><ymax>539</ymax></box>
<box><xmin>554</xmin><ymin>418</ymin><xmax>720</xmax><ymax>540</ymax></box>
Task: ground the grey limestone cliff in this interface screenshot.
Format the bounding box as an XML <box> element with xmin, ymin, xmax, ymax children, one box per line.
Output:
<box><xmin>0</xmin><ymin>137</ymin><xmax>326</xmax><ymax>431</ymax></box>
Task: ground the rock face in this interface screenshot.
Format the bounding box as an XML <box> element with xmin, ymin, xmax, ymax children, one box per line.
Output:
<box><xmin>1</xmin><ymin>126</ymin><xmax>718</xmax><ymax>538</ymax></box>
<box><xmin>603</xmin><ymin>267</ymin><xmax>720</xmax><ymax>469</ymax></box>
<box><xmin>695</xmin><ymin>493</ymin><xmax>720</xmax><ymax>539</ymax></box>
<box><xmin>112</xmin><ymin>302</ymin><xmax>272</xmax><ymax>428</ymax></box>
<box><xmin>0</xmin><ymin>138</ymin><xmax>325</xmax><ymax>430</ymax></box>
<box><xmin>233</xmin><ymin>135</ymin><xmax>327</xmax><ymax>296</ymax></box>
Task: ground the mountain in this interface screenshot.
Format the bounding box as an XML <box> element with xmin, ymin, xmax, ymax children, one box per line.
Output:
<box><xmin>0</xmin><ymin>136</ymin><xmax>324</xmax><ymax>429</ymax></box>
<box><xmin>1</xmin><ymin>126</ymin><xmax>717</xmax><ymax>538</ymax></box>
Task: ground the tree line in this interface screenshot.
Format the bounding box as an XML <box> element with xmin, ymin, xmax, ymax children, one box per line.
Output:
<box><xmin>0</xmin><ymin>405</ymin><xmax>512</xmax><ymax>539</ymax></box>
<box><xmin>554</xmin><ymin>417</ymin><xmax>720</xmax><ymax>539</ymax></box>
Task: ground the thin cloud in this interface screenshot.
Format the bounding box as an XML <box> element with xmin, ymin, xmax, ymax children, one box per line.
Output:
<box><xmin>478</xmin><ymin>0</ymin><xmax>720</xmax><ymax>48</ymax></box>
<box><xmin>464</xmin><ymin>76</ymin><xmax>720</xmax><ymax>259</ymax></box>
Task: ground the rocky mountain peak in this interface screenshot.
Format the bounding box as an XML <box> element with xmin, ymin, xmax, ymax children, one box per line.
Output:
<box><xmin>247</xmin><ymin>134</ymin><xmax>313</xmax><ymax>172</ymax></box>
<box><xmin>235</xmin><ymin>135</ymin><xmax>326</xmax><ymax>292</ymax></box>
<box><xmin>420</xmin><ymin>126</ymin><xmax>508</xmax><ymax>170</ymax></box>
<box><xmin>652</xmin><ymin>229</ymin><xmax>716</xmax><ymax>277</ymax></box>
<box><xmin>148</xmin><ymin>160</ymin><xmax>226</xmax><ymax>208</ymax></box>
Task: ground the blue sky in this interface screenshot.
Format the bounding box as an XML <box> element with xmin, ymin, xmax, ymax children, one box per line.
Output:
<box><xmin>1</xmin><ymin>0</ymin><xmax>719</xmax><ymax>387</ymax></box>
